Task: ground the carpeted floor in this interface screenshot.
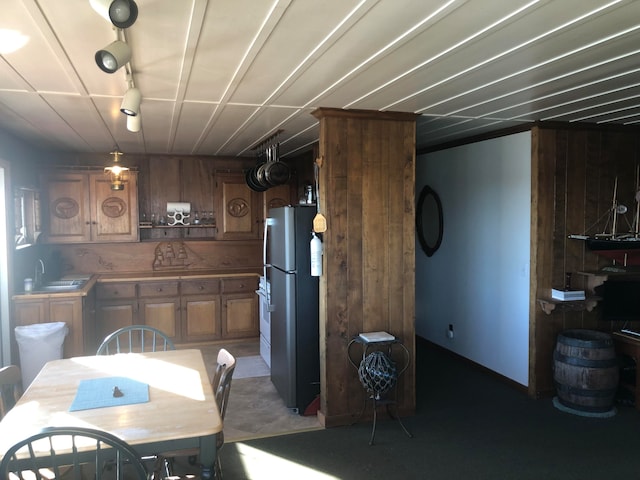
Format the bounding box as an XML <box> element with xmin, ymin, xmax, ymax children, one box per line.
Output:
<box><xmin>214</xmin><ymin>338</ymin><xmax>640</xmax><ymax>480</ymax></box>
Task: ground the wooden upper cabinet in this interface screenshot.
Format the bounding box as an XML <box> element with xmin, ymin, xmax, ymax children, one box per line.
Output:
<box><xmin>214</xmin><ymin>172</ymin><xmax>260</xmax><ymax>239</ymax></box>
<box><xmin>43</xmin><ymin>171</ymin><xmax>139</xmax><ymax>244</ymax></box>
<box><xmin>44</xmin><ymin>173</ymin><xmax>91</xmax><ymax>243</ymax></box>
<box><xmin>261</xmin><ymin>183</ymin><xmax>292</xmax><ymax>237</ymax></box>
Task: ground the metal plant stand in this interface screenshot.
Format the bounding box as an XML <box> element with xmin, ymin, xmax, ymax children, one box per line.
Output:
<box><xmin>348</xmin><ymin>333</ymin><xmax>413</xmax><ymax>445</ymax></box>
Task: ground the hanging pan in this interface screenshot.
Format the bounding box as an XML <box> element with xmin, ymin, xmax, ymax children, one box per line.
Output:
<box><xmin>264</xmin><ymin>143</ymin><xmax>290</xmax><ymax>186</ymax></box>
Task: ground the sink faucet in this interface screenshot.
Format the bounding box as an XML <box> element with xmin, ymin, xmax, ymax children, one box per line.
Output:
<box><xmin>35</xmin><ymin>258</ymin><xmax>45</xmax><ymax>287</ymax></box>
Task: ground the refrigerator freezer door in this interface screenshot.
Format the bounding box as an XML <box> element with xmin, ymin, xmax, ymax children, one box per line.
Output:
<box><xmin>270</xmin><ymin>266</ymin><xmax>296</xmax><ymax>408</ymax></box>
<box><xmin>268</xmin><ymin>207</ymin><xmax>296</xmax><ymax>272</ymax></box>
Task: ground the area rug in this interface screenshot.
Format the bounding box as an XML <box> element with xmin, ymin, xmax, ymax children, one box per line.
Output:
<box><xmin>234</xmin><ymin>355</ymin><xmax>270</xmax><ymax>379</ymax></box>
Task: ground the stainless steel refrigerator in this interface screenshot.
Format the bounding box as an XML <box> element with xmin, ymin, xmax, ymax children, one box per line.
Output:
<box><xmin>265</xmin><ymin>205</ymin><xmax>319</xmax><ymax>413</ymax></box>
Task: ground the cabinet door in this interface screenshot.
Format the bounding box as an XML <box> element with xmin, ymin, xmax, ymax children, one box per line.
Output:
<box><xmin>43</xmin><ymin>173</ymin><xmax>91</xmax><ymax>243</ymax></box>
<box><xmin>138</xmin><ymin>281</ymin><xmax>180</xmax><ymax>340</ymax></box>
<box><xmin>261</xmin><ymin>183</ymin><xmax>292</xmax><ymax>238</ymax></box>
<box><xmin>90</xmin><ymin>172</ymin><xmax>139</xmax><ymax>242</ymax></box>
<box><xmin>139</xmin><ymin>298</ymin><xmax>180</xmax><ymax>340</ymax></box>
<box><xmin>182</xmin><ymin>295</ymin><xmax>221</xmax><ymax>342</ymax></box>
<box><xmin>49</xmin><ymin>298</ymin><xmax>83</xmax><ymax>357</ymax></box>
<box><xmin>95</xmin><ymin>300</ymin><xmax>137</xmax><ymax>345</ymax></box>
<box><xmin>214</xmin><ymin>172</ymin><xmax>260</xmax><ymax>239</ymax></box>
<box><xmin>222</xmin><ymin>294</ymin><xmax>259</xmax><ymax>339</ymax></box>
<box><xmin>13</xmin><ymin>300</ymin><xmax>47</xmax><ymax>325</ymax></box>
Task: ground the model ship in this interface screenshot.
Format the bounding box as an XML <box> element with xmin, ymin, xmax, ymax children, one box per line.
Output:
<box><xmin>569</xmin><ymin>172</ymin><xmax>640</xmax><ymax>266</ymax></box>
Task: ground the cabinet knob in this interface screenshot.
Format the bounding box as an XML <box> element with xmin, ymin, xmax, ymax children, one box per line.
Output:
<box><xmin>199</xmin><ymin>285</ymin><xmax>204</xmax><ymax>290</ymax></box>
<box><xmin>157</xmin><ymin>287</ymin><xmax>163</xmax><ymax>292</ymax></box>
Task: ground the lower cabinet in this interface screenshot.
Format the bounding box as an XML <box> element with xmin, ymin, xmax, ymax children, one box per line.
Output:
<box><xmin>138</xmin><ymin>281</ymin><xmax>180</xmax><ymax>340</ymax></box>
<box><xmin>221</xmin><ymin>277</ymin><xmax>259</xmax><ymax>339</ymax></box>
<box><xmin>13</xmin><ymin>294</ymin><xmax>92</xmax><ymax>358</ymax></box>
<box><xmin>95</xmin><ymin>283</ymin><xmax>137</xmax><ymax>345</ymax></box>
<box><xmin>182</xmin><ymin>279</ymin><xmax>221</xmax><ymax>342</ymax></box>
<box><xmin>95</xmin><ymin>275</ymin><xmax>258</xmax><ymax>345</ymax></box>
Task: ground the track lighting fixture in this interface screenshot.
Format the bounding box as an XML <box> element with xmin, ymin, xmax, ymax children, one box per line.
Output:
<box><xmin>120</xmin><ymin>87</ymin><xmax>141</xmax><ymax>116</ymax></box>
<box><xmin>127</xmin><ymin>112</ymin><xmax>141</xmax><ymax>132</ymax></box>
<box><xmin>90</xmin><ymin>0</ymin><xmax>138</xmax><ymax>29</ymax></box>
<box><xmin>95</xmin><ymin>40</ymin><xmax>131</xmax><ymax>73</ymax></box>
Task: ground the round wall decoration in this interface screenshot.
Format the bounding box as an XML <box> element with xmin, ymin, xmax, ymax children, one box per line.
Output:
<box><xmin>53</xmin><ymin>197</ymin><xmax>80</xmax><ymax>219</ymax></box>
<box><xmin>416</xmin><ymin>185</ymin><xmax>443</xmax><ymax>257</ymax></box>
<box><xmin>101</xmin><ymin>197</ymin><xmax>127</xmax><ymax>218</ymax></box>
<box><xmin>227</xmin><ymin>198</ymin><xmax>249</xmax><ymax>217</ymax></box>
<box><xmin>268</xmin><ymin>197</ymin><xmax>288</xmax><ymax>210</ymax></box>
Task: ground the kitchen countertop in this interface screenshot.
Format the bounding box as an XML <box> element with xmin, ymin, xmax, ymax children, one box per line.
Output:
<box><xmin>97</xmin><ymin>269</ymin><xmax>261</xmax><ymax>282</ymax></box>
<box><xmin>12</xmin><ymin>270</ymin><xmax>261</xmax><ymax>299</ymax></box>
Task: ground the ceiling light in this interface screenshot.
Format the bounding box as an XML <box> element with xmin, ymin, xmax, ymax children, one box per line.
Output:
<box><xmin>104</xmin><ymin>150</ymin><xmax>130</xmax><ymax>191</ymax></box>
<box><xmin>120</xmin><ymin>87</ymin><xmax>141</xmax><ymax>116</ymax></box>
<box><xmin>90</xmin><ymin>0</ymin><xmax>138</xmax><ymax>29</ymax></box>
<box><xmin>127</xmin><ymin>112</ymin><xmax>141</xmax><ymax>132</ymax></box>
<box><xmin>95</xmin><ymin>40</ymin><xmax>131</xmax><ymax>73</ymax></box>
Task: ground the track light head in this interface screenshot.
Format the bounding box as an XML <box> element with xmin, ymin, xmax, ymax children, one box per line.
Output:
<box><xmin>120</xmin><ymin>87</ymin><xmax>141</xmax><ymax>116</ymax></box>
<box><xmin>95</xmin><ymin>40</ymin><xmax>131</xmax><ymax>73</ymax></box>
<box><xmin>127</xmin><ymin>112</ymin><xmax>141</xmax><ymax>132</ymax></box>
<box><xmin>90</xmin><ymin>0</ymin><xmax>138</xmax><ymax>29</ymax></box>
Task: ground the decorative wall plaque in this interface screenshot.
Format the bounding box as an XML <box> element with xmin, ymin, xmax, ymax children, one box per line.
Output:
<box><xmin>101</xmin><ymin>197</ymin><xmax>127</xmax><ymax>218</ymax></box>
<box><xmin>227</xmin><ymin>198</ymin><xmax>249</xmax><ymax>217</ymax></box>
<box><xmin>268</xmin><ymin>197</ymin><xmax>288</xmax><ymax>209</ymax></box>
<box><xmin>53</xmin><ymin>197</ymin><xmax>80</xmax><ymax>219</ymax></box>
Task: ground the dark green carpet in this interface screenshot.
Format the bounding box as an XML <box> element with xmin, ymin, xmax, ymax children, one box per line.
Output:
<box><xmin>217</xmin><ymin>338</ymin><xmax>640</xmax><ymax>479</ymax></box>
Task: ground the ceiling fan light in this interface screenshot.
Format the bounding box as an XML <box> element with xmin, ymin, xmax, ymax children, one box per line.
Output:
<box><xmin>95</xmin><ymin>40</ymin><xmax>131</xmax><ymax>73</ymax></box>
<box><xmin>127</xmin><ymin>112</ymin><xmax>141</xmax><ymax>132</ymax></box>
<box><xmin>89</xmin><ymin>0</ymin><xmax>138</xmax><ymax>29</ymax></box>
<box><xmin>120</xmin><ymin>87</ymin><xmax>141</xmax><ymax>116</ymax></box>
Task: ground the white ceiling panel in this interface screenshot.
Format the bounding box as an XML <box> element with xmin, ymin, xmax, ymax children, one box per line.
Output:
<box><xmin>0</xmin><ymin>0</ymin><xmax>639</xmax><ymax>159</ymax></box>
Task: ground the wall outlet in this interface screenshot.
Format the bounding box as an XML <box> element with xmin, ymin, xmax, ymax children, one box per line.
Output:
<box><xmin>447</xmin><ymin>324</ymin><xmax>454</xmax><ymax>339</ymax></box>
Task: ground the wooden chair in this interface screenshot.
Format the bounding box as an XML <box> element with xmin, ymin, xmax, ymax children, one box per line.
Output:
<box><xmin>96</xmin><ymin>325</ymin><xmax>176</xmax><ymax>354</ymax></box>
<box><xmin>0</xmin><ymin>365</ymin><xmax>22</xmax><ymax>419</ymax></box>
<box><xmin>161</xmin><ymin>348</ymin><xmax>236</xmax><ymax>479</ymax></box>
<box><xmin>0</xmin><ymin>426</ymin><xmax>149</xmax><ymax>480</ymax></box>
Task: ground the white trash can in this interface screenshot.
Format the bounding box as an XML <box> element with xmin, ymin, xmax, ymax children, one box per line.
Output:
<box><xmin>15</xmin><ymin>322</ymin><xmax>68</xmax><ymax>388</ymax></box>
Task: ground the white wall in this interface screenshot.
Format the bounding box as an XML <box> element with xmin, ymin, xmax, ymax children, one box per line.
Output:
<box><xmin>416</xmin><ymin>132</ymin><xmax>531</xmax><ymax>386</ymax></box>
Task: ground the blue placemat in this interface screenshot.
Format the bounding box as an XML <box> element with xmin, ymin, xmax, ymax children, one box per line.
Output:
<box><xmin>70</xmin><ymin>376</ymin><xmax>149</xmax><ymax>412</ymax></box>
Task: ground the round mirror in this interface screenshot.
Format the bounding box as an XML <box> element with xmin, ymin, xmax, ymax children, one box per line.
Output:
<box><xmin>416</xmin><ymin>185</ymin><xmax>443</xmax><ymax>257</ymax></box>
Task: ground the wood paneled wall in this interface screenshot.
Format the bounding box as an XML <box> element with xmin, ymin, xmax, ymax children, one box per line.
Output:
<box><xmin>531</xmin><ymin>124</ymin><xmax>640</xmax><ymax>397</ymax></box>
<box><xmin>312</xmin><ymin>108</ymin><xmax>417</xmax><ymax>427</ymax></box>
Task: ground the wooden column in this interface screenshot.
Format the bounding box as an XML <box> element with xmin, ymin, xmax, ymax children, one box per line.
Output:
<box><xmin>312</xmin><ymin>108</ymin><xmax>417</xmax><ymax>427</ymax></box>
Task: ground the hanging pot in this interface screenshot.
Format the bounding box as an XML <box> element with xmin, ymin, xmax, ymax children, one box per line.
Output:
<box><xmin>264</xmin><ymin>143</ymin><xmax>290</xmax><ymax>186</ymax></box>
<box><xmin>264</xmin><ymin>161</ymin><xmax>290</xmax><ymax>186</ymax></box>
<box><xmin>246</xmin><ymin>166</ymin><xmax>268</xmax><ymax>192</ymax></box>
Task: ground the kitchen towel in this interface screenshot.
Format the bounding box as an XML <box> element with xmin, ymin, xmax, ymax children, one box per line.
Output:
<box><xmin>69</xmin><ymin>376</ymin><xmax>149</xmax><ymax>411</ymax></box>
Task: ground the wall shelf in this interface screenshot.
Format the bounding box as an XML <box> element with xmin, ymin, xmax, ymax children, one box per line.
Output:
<box><xmin>537</xmin><ymin>296</ymin><xmax>601</xmax><ymax>315</ymax></box>
<box><xmin>139</xmin><ymin>224</ymin><xmax>216</xmax><ymax>229</ymax></box>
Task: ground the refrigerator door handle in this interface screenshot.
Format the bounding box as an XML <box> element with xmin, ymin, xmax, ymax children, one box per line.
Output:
<box><xmin>264</xmin><ymin>217</ymin><xmax>274</xmax><ymax>307</ymax></box>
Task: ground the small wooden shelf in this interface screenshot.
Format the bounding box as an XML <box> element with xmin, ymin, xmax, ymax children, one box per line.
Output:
<box><xmin>139</xmin><ymin>224</ymin><xmax>216</xmax><ymax>229</ymax></box>
<box><xmin>537</xmin><ymin>296</ymin><xmax>601</xmax><ymax>314</ymax></box>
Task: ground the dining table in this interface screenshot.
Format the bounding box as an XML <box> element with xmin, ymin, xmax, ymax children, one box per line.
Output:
<box><xmin>0</xmin><ymin>348</ymin><xmax>222</xmax><ymax>479</ymax></box>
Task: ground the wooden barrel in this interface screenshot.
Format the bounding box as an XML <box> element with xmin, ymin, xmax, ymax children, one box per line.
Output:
<box><xmin>553</xmin><ymin>329</ymin><xmax>619</xmax><ymax>413</ymax></box>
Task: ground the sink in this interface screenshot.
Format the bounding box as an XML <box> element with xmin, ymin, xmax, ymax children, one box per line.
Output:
<box><xmin>35</xmin><ymin>278</ymin><xmax>88</xmax><ymax>292</ymax></box>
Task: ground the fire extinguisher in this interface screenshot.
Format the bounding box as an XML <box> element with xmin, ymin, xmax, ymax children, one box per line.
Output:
<box><xmin>310</xmin><ymin>232</ymin><xmax>323</xmax><ymax>277</ymax></box>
